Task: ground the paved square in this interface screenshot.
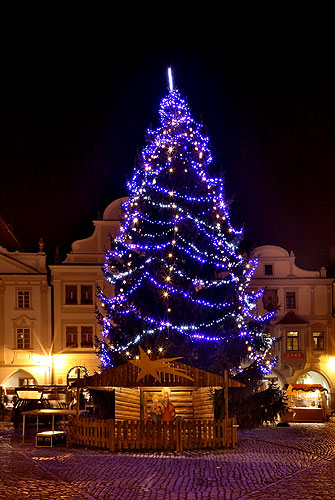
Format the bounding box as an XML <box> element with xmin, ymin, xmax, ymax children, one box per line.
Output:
<box><xmin>1</xmin><ymin>423</ymin><xmax>335</xmax><ymax>499</ymax></box>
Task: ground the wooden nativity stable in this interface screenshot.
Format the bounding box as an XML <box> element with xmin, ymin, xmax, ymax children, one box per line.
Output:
<box><xmin>68</xmin><ymin>353</ymin><xmax>244</xmax><ymax>452</ymax></box>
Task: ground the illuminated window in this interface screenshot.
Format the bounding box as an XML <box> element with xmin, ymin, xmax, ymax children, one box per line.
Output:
<box><xmin>19</xmin><ymin>378</ymin><xmax>35</xmax><ymax>387</ymax></box>
<box><xmin>17</xmin><ymin>290</ymin><xmax>30</xmax><ymax>309</ymax></box>
<box><xmin>286</xmin><ymin>291</ymin><xmax>296</xmax><ymax>309</ymax></box>
<box><xmin>286</xmin><ymin>331</ymin><xmax>299</xmax><ymax>351</ymax></box>
<box><xmin>264</xmin><ymin>264</ymin><xmax>273</xmax><ymax>276</ymax></box>
<box><xmin>66</xmin><ymin>326</ymin><xmax>78</xmax><ymax>348</ymax></box>
<box><xmin>312</xmin><ymin>331</ymin><xmax>324</xmax><ymax>350</ymax></box>
<box><xmin>16</xmin><ymin>328</ymin><xmax>31</xmax><ymax>349</ymax></box>
<box><xmin>81</xmin><ymin>326</ymin><xmax>93</xmax><ymax>348</ymax></box>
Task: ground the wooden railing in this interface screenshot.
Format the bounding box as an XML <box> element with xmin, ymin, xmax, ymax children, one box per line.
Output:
<box><xmin>67</xmin><ymin>417</ymin><xmax>238</xmax><ymax>452</ymax></box>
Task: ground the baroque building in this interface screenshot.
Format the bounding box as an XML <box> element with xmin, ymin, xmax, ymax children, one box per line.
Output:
<box><xmin>251</xmin><ymin>245</ymin><xmax>335</xmax><ymax>407</ymax></box>
<box><xmin>1</xmin><ymin>206</ymin><xmax>335</xmax><ymax>411</ymax></box>
<box><xmin>48</xmin><ymin>198</ymin><xmax>126</xmax><ymax>385</ymax></box>
<box><xmin>0</xmin><ymin>218</ymin><xmax>51</xmax><ymax>388</ymax></box>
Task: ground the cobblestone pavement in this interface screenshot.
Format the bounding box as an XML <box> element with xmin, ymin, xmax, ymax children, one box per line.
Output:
<box><xmin>1</xmin><ymin>423</ymin><xmax>335</xmax><ymax>499</ymax></box>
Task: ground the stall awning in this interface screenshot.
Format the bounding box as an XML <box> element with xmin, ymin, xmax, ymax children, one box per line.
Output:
<box><xmin>286</xmin><ymin>383</ymin><xmax>327</xmax><ymax>395</ymax></box>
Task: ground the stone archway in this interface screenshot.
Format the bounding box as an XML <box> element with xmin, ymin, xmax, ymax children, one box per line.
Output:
<box><xmin>1</xmin><ymin>369</ymin><xmax>37</xmax><ymax>388</ymax></box>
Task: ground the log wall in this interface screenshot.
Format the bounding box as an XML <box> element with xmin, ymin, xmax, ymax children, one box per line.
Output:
<box><xmin>115</xmin><ymin>387</ymin><xmax>140</xmax><ymax>421</ymax></box>
<box><xmin>193</xmin><ymin>387</ymin><xmax>216</xmax><ymax>419</ymax></box>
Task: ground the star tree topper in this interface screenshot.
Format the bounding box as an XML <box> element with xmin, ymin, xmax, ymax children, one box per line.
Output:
<box><xmin>129</xmin><ymin>346</ymin><xmax>194</xmax><ymax>383</ymax></box>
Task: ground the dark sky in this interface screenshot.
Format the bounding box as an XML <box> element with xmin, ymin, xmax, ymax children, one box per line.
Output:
<box><xmin>1</xmin><ymin>40</ymin><xmax>335</xmax><ymax>270</ymax></box>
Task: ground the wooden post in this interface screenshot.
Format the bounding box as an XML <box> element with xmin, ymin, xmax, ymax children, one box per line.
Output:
<box><xmin>76</xmin><ymin>368</ymin><xmax>80</xmax><ymax>421</ymax></box>
<box><xmin>108</xmin><ymin>419</ymin><xmax>115</xmax><ymax>451</ymax></box>
<box><xmin>22</xmin><ymin>414</ymin><xmax>25</xmax><ymax>443</ymax></box>
<box><xmin>224</xmin><ymin>370</ymin><xmax>229</xmax><ymax>420</ymax></box>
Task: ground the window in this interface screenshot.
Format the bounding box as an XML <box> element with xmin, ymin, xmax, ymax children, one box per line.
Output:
<box><xmin>264</xmin><ymin>264</ymin><xmax>273</xmax><ymax>276</ymax></box>
<box><xmin>286</xmin><ymin>291</ymin><xmax>296</xmax><ymax>309</ymax></box>
<box><xmin>65</xmin><ymin>285</ymin><xmax>77</xmax><ymax>304</ymax></box>
<box><xmin>286</xmin><ymin>331</ymin><xmax>299</xmax><ymax>351</ymax></box>
<box><xmin>80</xmin><ymin>285</ymin><xmax>93</xmax><ymax>305</ymax></box>
<box><xmin>17</xmin><ymin>290</ymin><xmax>30</xmax><ymax>309</ymax></box>
<box><xmin>66</xmin><ymin>325</ymin><xmax>94</xmax><ymax>348</ymax></box>
<box><xmin>312</xmin><ymin>331</ymin><xmax>324</xmax><ymax>351</ymax></box>
<box><xmin>19</xmin><ymin>378</ymin><xmax>35</xmax><ymax>387</ymax></box>
<box><xmin>66</xmin><ymin>326</ymin><xmax>78</xmax><ymax>348</ymax></box>
<box><xmin>16</xmin><ymin>328</ymin><xmax>31</xmax><ymax>349</ymax></box>
<box><xmin>65</xmin><ymin>285</ymin><xmax>93</xmax><ymax>304</ymax></box>
<box><xmin>81</xmin><ymin>326</ymin><xmax>93</xmax><ymax>348</ymax></box>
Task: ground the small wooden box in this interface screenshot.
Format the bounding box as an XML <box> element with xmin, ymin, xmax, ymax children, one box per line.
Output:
<box><xmin>35</xmin><ymin>430</ymin><xmax>67</xmax><ymax>447</ymax></box>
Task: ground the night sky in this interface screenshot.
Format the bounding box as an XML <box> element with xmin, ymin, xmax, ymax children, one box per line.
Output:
<box><xmin>1</xmin><ymin>41</ymin><xmax>334</xmax><ymax>270</ymax></box>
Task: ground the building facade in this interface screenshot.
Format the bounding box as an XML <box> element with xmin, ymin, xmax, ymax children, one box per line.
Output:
<box><xmin>0</xmin><ymin>244</ymin><xmax>52</xmax><ymax>388</ymax></box>
<box><xmin>49</xmin><ymin>197</ymin><xmax>126</xmax><ymax>385</ymax></box>
<box><xmin>1</xmin><ymin>205</ymin><xmax>334</xmax><ymax>411</ymax></box>
<box><xmin>251</xmin><ymin>245</ymin><xmax>335</xmax><ymax>407</ymax></box>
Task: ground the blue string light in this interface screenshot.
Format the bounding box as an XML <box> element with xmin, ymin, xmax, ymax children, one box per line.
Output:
<box><xmin>97</xmin><ymin>87</ymin><xmax>276</xmax><ymax>373</ymax></box>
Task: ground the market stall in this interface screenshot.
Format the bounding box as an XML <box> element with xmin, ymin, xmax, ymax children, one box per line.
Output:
<box><xmin>281</xmin><ymin>383</ymin><xmax>328</xmax><ymax>422</ymax></box>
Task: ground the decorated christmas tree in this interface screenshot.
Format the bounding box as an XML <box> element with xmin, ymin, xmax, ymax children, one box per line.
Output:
<box><xmin>96</xmin><ymin>75</ymin><xmax>277</xmax><ymax>385</ymax></box>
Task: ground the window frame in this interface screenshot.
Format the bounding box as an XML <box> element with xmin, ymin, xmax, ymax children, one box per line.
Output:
<box><xmin>312</xmin><ymin>331</ymin><xmax>325</xmax><ymax>351</ymax></box>
<box><xmin>19</xmin><ymin>378</ymin><xmax>35</xmax><ymax>387</ymax></box>
<box><xmin>65</xmin><ymin>326</ymin><xmax>79</xmax><ymax>348</ymax></box>
<box><xmin>17</xmin><ymin>289</ymin><xmax>31</xmax><ymax>309</ymax></box>
<box><xmin>80</xmin><ymin>285</ymin><xmax>93</xmax><ymax>305</ymax></box>
<box><xmin>65</xmin><ymin>285</ymin><xmax>78</xmax><ymax>305</ymax></box>
<box><xmin>65</xmin><ymin>325</ymin><xmax>95</xmax><ymax>349</ymax></box>
<box><xmin>285</xmin><ymin>291</ymin><xmax>297</xmax><ymax>310</ymax></box>
<box><xmin>65</xmin><ymin>284</ymin><xmax>94</xmax><ymax>305</ymax></box>
<box><xmin>264</xmin><ymin>264</ymin><xmax>273</xmax><ymax>276</ymax></box>
<box><xmin>80</xmin><ymin>325</ymin><xmax>94</xmax><ymax>348</ymax></box>
<box><xmin>286</xmin><ymin>330</ymin><xmax>299</xmax><ymax>351</ymax></box>
<box><xmin>16</xmin><ymin>327</ymin><xmax>31</xmax><ymax>350</ymax></box>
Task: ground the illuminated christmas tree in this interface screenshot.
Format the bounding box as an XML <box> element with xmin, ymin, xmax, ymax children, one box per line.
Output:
<box><xmin>96</xmin><ymin>76</ymin><xmax>276</xmax><ymax>380</ymax></box>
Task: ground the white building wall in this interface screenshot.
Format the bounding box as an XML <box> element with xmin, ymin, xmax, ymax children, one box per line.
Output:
<box><xmin>49</xmin><ymin>197</ymin><xmax>126</xmax><ymax>384</ymax></box>
<box><xmin>0</xmin><ymin>247</ymin><xmax>52</xmax><ymax>387</ymax></box>
<box><xmin>251</xmin><ymin>245</ymin><xmax>335</xmax><ymax>407</ymax></box>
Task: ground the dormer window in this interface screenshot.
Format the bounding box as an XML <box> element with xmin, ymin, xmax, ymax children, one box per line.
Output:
<box><xmin>264</xmin><ymin>264</ymin><xmax>273</xmax><ymax>276</ymax></box>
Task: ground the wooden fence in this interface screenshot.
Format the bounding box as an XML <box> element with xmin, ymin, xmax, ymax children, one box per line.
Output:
<box><xmin>67</xmin><ymin>417</ymin><xmax>238</xmax><ymax>452</ymax></box>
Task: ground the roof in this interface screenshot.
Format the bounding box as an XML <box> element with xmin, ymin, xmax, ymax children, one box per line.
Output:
<box><xmin>276</xmin><ymin>310</ymin><xmax>307</xmax><ymax>325</ymax></box>
<box><xmin>71</xmin><ymin>361</ymin><xmax>245</xmax><ymax>389</ymax></box>
<box><xmin>286</xmin><ymin>384</ymin><xmax>328</xmax><ymax>394</ymax></box>
<box><xmin>0</xmin><ymin>215</ymin><xmax>23</xmax><ymax>251</ymax></box>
